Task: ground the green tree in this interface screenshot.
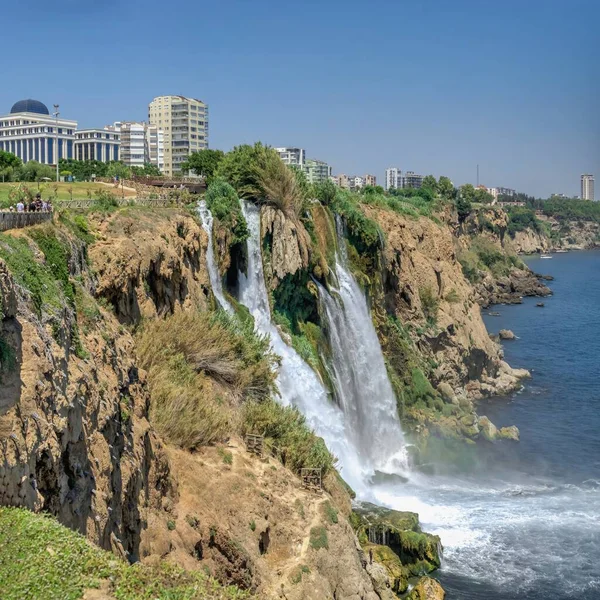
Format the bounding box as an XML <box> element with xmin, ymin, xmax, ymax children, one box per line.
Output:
<box><xmin>438</xmin><ymin>176</ymin><xmax>454</xmax><ymax>199</ymax></box>
<box><xmin>215</xmin><ymin>143</ymin><xmax>275</xmax><ymax>194</ymax></box>
<box><xmin>422</xmin><ymin>175</ymin><xmax>438</xmax><ymax>192</ymax></box>
<box><xmin>131</xmin><ymin>162</ymin><xmax>162</xmax><ymax>177</ymax></box>
<box><xmin>474</xmin><ymin>187</ymin><xmax>494</xmax><ymax>204</ymax></box>
<box><xmin>459</xmin><ymin>184</ymin><xmax>476</xmax><ymax>202</ymax></box>
<box><xmin>0</xmin><ymin>151</ymin><xmax>23</xmax><ymax>182</ymax></box>
<box><xmin>18</xmin><ymin>161</ymin><xmax>55</xmax><ymax>182</ymax></box>
<box><xmin>59</xmin><ymin>159</ymin><xmax>109</xmax><ymax>180</ymax></box>
<box><xmin>314</xmin><ymin>179</ymin><xmax>337</xmax><ymax>206</ymax></box>
<box><xmin>0</xmin><ymin>150</ymin><xmax>21</xmax><ymax>171</ymax></box>
<box><xmin>106</xmin><ymin>161</ymin><xmax>131</xmax><ymax>180</ymax></box>
<box><xmin>180</xmin><ymin>149</ymin><xmax>225</xmax><ymax>184</ymax></box>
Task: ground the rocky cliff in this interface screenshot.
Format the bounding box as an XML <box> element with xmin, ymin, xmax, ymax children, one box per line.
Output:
<box><xmin>89</xmin><ymin>208</ymin><xmax>211</xmax><ymax>324</ymax></box>
<box><xmin>0</xmin><ymin>225</ymin><xmax>172</xmax><ymax>562</ymax></box>
<box><xmin>1</xmin><ymin>209</ymin><xmax>431</xmax><ymax>599</ymax></box>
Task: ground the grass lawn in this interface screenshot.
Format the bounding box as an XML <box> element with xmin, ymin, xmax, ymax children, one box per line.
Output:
<box><xmin>0</xmin><ymin>182</ymin><xmax>136</xmax><ymax>207</ymax></box>
<box><xmin>0</xmin><ymin>507</ymin><xmax>252</xmax><ymax>600</ymax></box>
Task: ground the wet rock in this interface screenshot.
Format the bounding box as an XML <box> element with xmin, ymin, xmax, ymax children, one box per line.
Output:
<box><xmin>498</xmin><ymin>425</ymin><xmax>520</xmax><ymax>441</ymax></box>
<box><xmin>478</xmin><ymin>416</ymin><xmax>498</xmax><ymax>442</ymax></box>
<box><xmin>407</xmin><ymin>576</ymin><xmax>445</xmax><ymax>600</ymax></box>
<box><xmin>436</xmin><ymin>382</ymin><xmax>457</xmax><ymax>404</ymax></box>
<box><xmin>499</xmin><ymin>329</ymin><xmax>516</xmax><ymax>340</ymax></box>
<box><xmin>352</xmin><ymin>502</ymin><xmax>442</xmax><ymax>573</ymax></box>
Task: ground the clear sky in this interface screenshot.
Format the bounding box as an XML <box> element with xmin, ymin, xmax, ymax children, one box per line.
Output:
<box><xmin>2</xmin><ymin>0</ymin><xmax>599</xmax><ymax>197</ymax></box>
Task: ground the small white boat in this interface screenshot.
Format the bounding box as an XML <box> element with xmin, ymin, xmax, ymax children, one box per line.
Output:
<box><xmin>540</xmin><ymin>254</ymin><xmax>553</xmax><ymax>259</ymax></box>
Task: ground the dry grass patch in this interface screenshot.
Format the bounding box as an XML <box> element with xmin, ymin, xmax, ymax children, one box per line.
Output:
<box><xmin>137</xmin><ymin>310</ymin><xmax>278</xmax><ymax>450</ymax></box>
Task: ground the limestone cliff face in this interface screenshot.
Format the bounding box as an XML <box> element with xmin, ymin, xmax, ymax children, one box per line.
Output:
<box><xmin>538</xmin><ymin>215</ymin><xmax>600</xmax><ymax>250</ymax></box>
<box><xmin>364</xmin><ymin>206</ymin><xmax>522</xmax><ymax>396</ymax></box>
<box><xmin>0</xmin><ymin>254</ymin><xmax>172</xmax><ymax>562</ymax></box>
<box><xmin>510</xmin><ymin>229</ymin><xmax>550</xmax><ymax>254</ymax></box>
<box><xmin>261</xmin><ymin>205</ymin><xmax>310</xmax><ymax>288</ymax></box>
<box><xmin>89</xmin><ymin>209</ymin><xmax>211</xmax><ymax>324</ymax></box>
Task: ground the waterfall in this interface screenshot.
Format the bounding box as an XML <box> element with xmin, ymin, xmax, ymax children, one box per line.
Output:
<box><xmin>197</xmin><ymin>200</ymin><xmax>234</xmax><ymax>314</ymax></box>
<box><xmin>237</xmin><ymin>200</ymin><xmax>368</xmax><ymax>492</ymax></box>
<box><xmin>317</xmin><ymin>220</ymin><xmax>409</xmax><ymax>476</ymax></box>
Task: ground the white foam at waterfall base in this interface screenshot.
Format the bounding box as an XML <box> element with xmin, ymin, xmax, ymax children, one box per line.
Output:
<box><xmin>236</xmin><ymin>200</ymin><xmax>369</xmax><ymax>493</ymax></box>
<box><xmin>197</xmin><ymin>201</ymin><xmax>234</xmax><ymax>314</ymax></box>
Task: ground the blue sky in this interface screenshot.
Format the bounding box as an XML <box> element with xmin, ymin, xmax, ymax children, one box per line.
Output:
<box><xmin>2</xmin><ymin>0</ymin><xmax>598</xmax><ymax>197</ymax></box>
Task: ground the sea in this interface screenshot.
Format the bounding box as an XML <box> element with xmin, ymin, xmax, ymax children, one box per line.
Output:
<box><xmin>370</xmin><ymin>250</ymin><xmax>600</xmax><ymax>599</ymax></box>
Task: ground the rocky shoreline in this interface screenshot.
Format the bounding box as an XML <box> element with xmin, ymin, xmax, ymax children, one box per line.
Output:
<box><xmin>475</xmin><ymin>267</ymin><xmax>553</xmax><ymax>308</ymax></box>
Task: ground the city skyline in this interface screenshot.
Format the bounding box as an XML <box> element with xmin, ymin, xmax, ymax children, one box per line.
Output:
<box><xmin>2</xmin><ymin>0</ymin><xmax>599</xmax><ymax>197</ymax></box>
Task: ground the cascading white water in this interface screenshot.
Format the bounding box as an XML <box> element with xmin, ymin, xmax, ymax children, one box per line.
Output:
<box><xmin>198</xmin><ymin>200</ymin><xmax>234</xmax><ymax>314</ymax></box>
<box><xmin>237</xmin><ymin>200</ymin><xmax>369</xmax><ymax>492</ymax></box>
<box><xmin>317</xmin><ymin>216</ymin><xmax>409</xmax><ymax>475</ymax></box>
<box><xmin>318</xmin><ymin>258</ymin><xmax>409</xmax><ymax>476</ymax></box>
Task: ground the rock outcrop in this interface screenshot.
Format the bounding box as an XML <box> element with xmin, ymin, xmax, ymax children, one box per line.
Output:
<box><xmin>152</xmin><ymin>442</ymin><xmax>384</xmax><ymax>600</ymax></box>
<box><xmin>0</xmin><ymin>237</ymin><xmax>172</xmax><ymax>562</ymax></box>
<box><xmin>261</xmin><ymin>205</ymin><xmax>310</xmax><ymax>287</ymax></box>
<box><xmin>475</xmin><ymin>268</ymin><xmax>552</xmax><ymax>308</ymax></box>
<box><xmin>407</xmin><ymin>576</ymin><xmax>445</xmax><ymax>600</ymax></box>
<box><xmin>89</xmin><ymin>209</ymin><xmax>211</xmax><ymax>324</ymax></box>
<box><xmin>365</xmin><ymin>206</ymin><xmax>521</xmax><ymax>398</ymax></box>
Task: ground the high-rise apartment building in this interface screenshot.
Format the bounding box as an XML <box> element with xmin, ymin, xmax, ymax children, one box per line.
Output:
<box><xmin>581</xmin><ymin>174</ymin><xmax>595</xmax><ymax>201</ymax></box>
<box><xmin>385</xmin><ymin>168</ymin><xmax>423</xmax><ymax>190</ymax></box>
<box><xmin>148</xmin><ymin>95</ymin><xmax>208</xmax><ymax>176</ymax></box>
<box><xmin>364</xmin><ymin>174</ymin><xmax>377</xmax><ymax>187</ymax></box>
<box><xmin>107</xmin><ymin>122</ymin><xmax>164</xmax><ymax>171</ymax></box>
<box><xmin>304</xmin><ymin>158</ymin><xmax>331</xmax><ymax>184</ymax></box>
<box><xmin>402</xmin><ymin>171</ymin><xmax>424</xmax><ymax>189</ymax></box>
<box><xmin>385</xmin><ymin>167</ymin><xmax>401</xmax><ymax>190</ymax></box>
<box><xmin>275</xmin><ymin>147</ymin><xmax>306</xmax><ymax>168</ymax></box>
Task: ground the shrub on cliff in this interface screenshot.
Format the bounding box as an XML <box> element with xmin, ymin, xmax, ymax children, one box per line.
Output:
<box><xmin>241</xmin><ymin>399</ymin><xmax>336</xmax><ymax>476</ymax></box>
<box><xmin>205</xmin><ymin>178</ymin><xmax>248</xmax><ymax>245</ymax></box>
<box><xmin>138</xmin><ymin>310</ymin><xmax>278</xmax><ymax>449</ymax></box>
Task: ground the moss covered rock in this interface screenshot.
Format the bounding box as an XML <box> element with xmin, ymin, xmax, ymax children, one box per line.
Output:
<box><xmin>351</xmin><ymin>502</ymin><xmax>442</xmax><ymax>574</ymax></box>
<box><xmin>406</xmin><ymin>576</ymin><xmax>445</xmax><ymax>600</ymax></box>
<box><xmin>364</xmin><ymin>543</ymin><xmax>409</xmax><ymax>593</ymax></box>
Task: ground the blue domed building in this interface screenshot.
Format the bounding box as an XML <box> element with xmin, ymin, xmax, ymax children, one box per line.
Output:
<box><xmin>0</xmin><ymin>99</ymin><xmax>121</xmax><ymax>168</ymax></box>
<box><xmin>10</xmin><ymin>99</ymin><xmax>51</xmax><ymax>116</ymax></box>
<box><xmin>0</xmin><ymin>99</ymin><xmax>78</xmax><ymax>165</ymax></box>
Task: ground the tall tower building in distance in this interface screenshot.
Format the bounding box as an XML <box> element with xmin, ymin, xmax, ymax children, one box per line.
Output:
<box><xmin>385</xmin><ymin>167</ymin><xmax>401</xmax><ymax>190</ymax></box>
<box><xmin>581</xmin><ymin>174</ymin><xmax>595</xmax><ymax>201</ymax></box>
<box><xmin>148</xmin><ymin>95</ymin><xmax>208</xmax><ymax>177</ymax></box>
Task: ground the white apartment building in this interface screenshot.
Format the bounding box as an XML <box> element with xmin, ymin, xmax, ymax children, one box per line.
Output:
<box><xmin>107</xmin><ymin>122</ymin><xmax>164</xmax><ymax>171</ymax></box>
<box><xmin>385</xmin><ymin>168</ymin><xmax>424</xmax><ymax>190</ymax></box>
<box><xmin>275</xmin><ymin>147</ymin><xmax>306</xmax><ymax>168</ymax></box>
<box><xmin>348</xmin><ymin>176</ymin><xmax>364</xmax><ymax>189</ymax></box>
<box><xmin>581</xmin><ymin>174</ymin><xmax>595</xmax><ymax>201</ymax></box>
<box><xmin>148</xmin><ymin>95</ymin><xmax>208</xmax><ymax>176</ymax></box>
<box><xmin>0</xmin><ymin>99</ymin><xmax>77</xmax><ymax>164</ymax></box>
<box><xmin>385</xmin><ymin>167</ymin><xmax>401</xmax><ymax>190</ymax></box>
<box><xmin>74</xmin><ymin>129</ymin><xmax>120</xmax><ymax>162</ymax></box>
<box><xmin>304</xmin><ymin>158</ymin><xmax>332</xmax><ymax>184</ymax></box>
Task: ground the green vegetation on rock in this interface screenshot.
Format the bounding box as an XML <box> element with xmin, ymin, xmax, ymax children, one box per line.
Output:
<box><xmin>0</xmin><ymin>233</ymin><xmax>63</xmax><ymax>315</ymax></box>
<box><xmin>309</xmin><ymin>526</ymin><xmax>329</xmax><ymax>550</ymax></box>
<box><xmin>137</xmin><ymin>310</ymin><xmax>278</xmax><ymax>449</ymax></box>
<box><xmin>205</xmin><ymin>178</ymin><xmax>248</xmax><ymax>245</ymax></box>
<box><xmin>350</xmin><ymin>502</ymin><xmax>441</xmax><ymax>577</ymax></box>
<box><xmin>0</xmin><ymin>507</ymin><xmax>251</xmax><ymax>600</ymax></box>
<box><xmin>241</xmin><ymin>399</ymin><xmax>335</xmax><ymax>476</ymax></box>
